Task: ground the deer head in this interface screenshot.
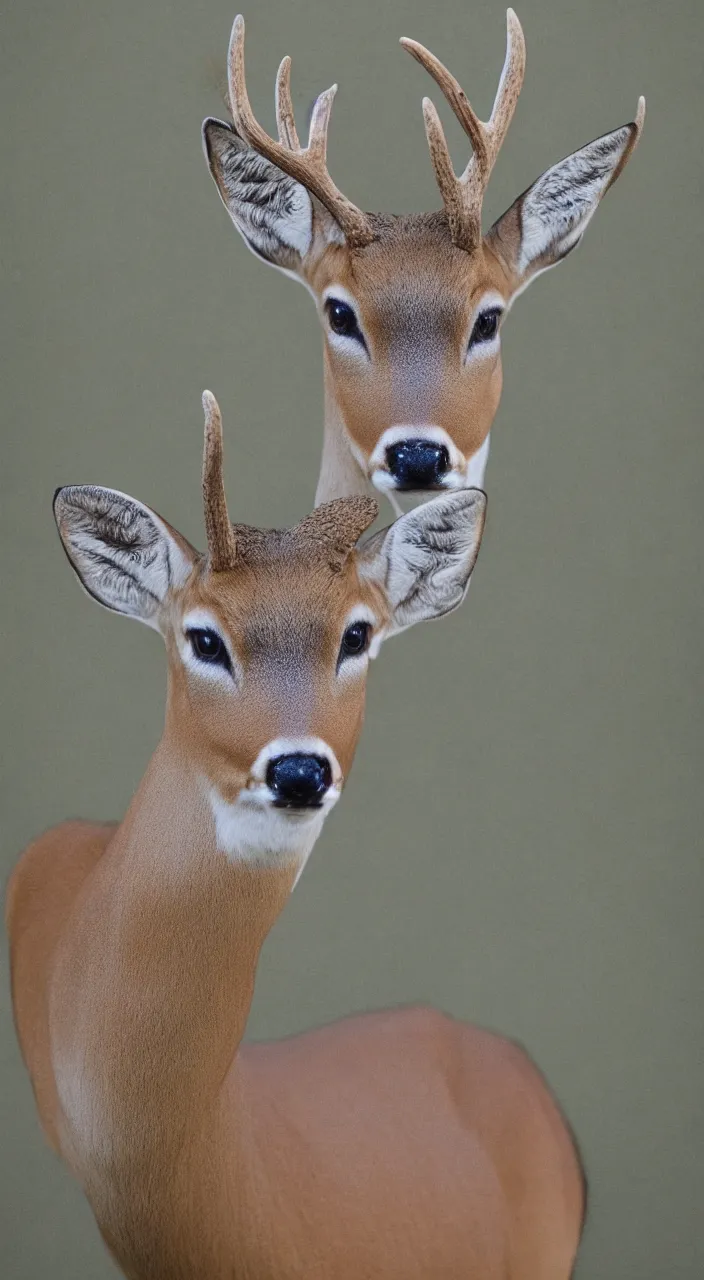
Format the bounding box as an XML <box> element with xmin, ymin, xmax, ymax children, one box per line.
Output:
<box><xmin>203</xmin><ymin>12</ymin><xmax>644</xmax><ymax>501</ymax></box>
<box><xmin>53</xmin><ymin>392</ymin><xmax>486</xmax><ymax>864</ymax></box>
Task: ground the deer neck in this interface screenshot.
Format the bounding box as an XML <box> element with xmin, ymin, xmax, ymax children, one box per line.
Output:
<box><xmin>51</xmin><ymin>733</ymin><xmax>300</xmax><ymax>1187</ymax></box>
<box><xmin>314</xmin><ymin>356</ymin><xmax>375</xmax><ymax>505</ymax></box>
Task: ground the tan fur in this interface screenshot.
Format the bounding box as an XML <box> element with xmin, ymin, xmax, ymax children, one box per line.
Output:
<box><xmin>204</xmin><ymin>14</ymin><xmax>644</xmax><ymax>506</ymax></box>
<box><xmin>306</xmin><ymin>220</ymin><xmax>509</xmax><ymax>474</ymax></box>
<box><xmin>162</xmin><ymin>530</ymin><xmax>386</xmax><ymax>785</ymax></box>
<box><xmin>7</xmin><ymin>478</ymin><xmax>584</xmax><ymax>1280</ymax></box>
<box><xmin>8</xmin><ymin>783</ymin><xmax>584</xmax><ymax>1279</ymax></box>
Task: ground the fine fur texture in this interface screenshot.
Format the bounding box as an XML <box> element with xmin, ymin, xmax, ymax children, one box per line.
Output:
<box><xmin>53</xmin><ymin>487</ymin><xmax>188</xmax><ymax>625</ymax></box>
<box><xmin>203</xmin><ymin>120</ymin><xmax>313</xmax><ymax>265</ymax></box>
<box><xmin>8</xmin><ymin>400</ymin><xmax>585</xmax><ymax>1278</ymax></box>
<box><xmin>360</xmin><ymin>489</ymin><xmax>487</xmax><ymax>633</ymax></box>
<box><xmin>203</xmin><ymin>14</ymin><xmax>645</xmax><ymax>508</ymax></box>
<box><xmin>514</xmin><ymin>120</ymin><xmax>644</xmax><ymax>276</ymax></box>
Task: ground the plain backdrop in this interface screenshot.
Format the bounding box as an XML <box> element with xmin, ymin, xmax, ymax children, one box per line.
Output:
<box><xmin>1</xmin><ymin>1</ymin><xmax>702</xmax><ymax>1276</ymax></box>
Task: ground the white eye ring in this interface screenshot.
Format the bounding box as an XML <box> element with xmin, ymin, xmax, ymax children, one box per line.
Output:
<box><xmin>321</xmin><ymin>286</ymin><xmax>369</xmax><ymax>358</ymax></box>
<box><xmin>338</xmin><ymin>619</ymin><xmax>372</xmax><ymax>664</ymax></box>
<box><xmin>465</xmin><ymin>292</ymin><xmax>505</xmax><ymax>362</ymax></box>
<box><xmin>179</xmin><ymin>610</ymin><xmax>238</xmax><ymax>683</ymax></box>
<box><xmin>468</xmin><ymin>308</ymin><xmax>502</xmax><ymax>348</ymax></box>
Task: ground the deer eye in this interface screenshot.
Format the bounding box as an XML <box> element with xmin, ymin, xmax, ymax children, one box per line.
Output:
<box><xmin>338</xmin><ymin>620</ymin><xmax>371</xmax><ymax>665</ymax></box>
<box><xmin>186</xmin><ymin>627</ymin><xmax>231</xmax><ymax>670</ymax></box>
<box><xmin>468</xmin><ymin>307</ymin><xmax>502</xmax><ymax>349</ymax></box>
<box><xmin>325</xmin><ymin>298</ymin><xmax>365</xmax><ymax>346</ymax></box>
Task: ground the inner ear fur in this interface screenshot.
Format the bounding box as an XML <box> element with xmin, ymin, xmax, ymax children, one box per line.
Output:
<box><xmin>203</xmin><ymin>117</ymin><xmax>315</xmax><ymax>269</ymax></box>
<box><xmin>485</xmin><ymin>112</ymin><xmax>644</xmax><ymax>291</ymax></box>
<box><xmin>358</xmin><ymin>489</ymin><xmax>487</xmax><ymax>635</ymax></box>
<box><xmin>53</xmin><ymin>485</ymin><xmax>196</xmax><ymax>627</ymax></box>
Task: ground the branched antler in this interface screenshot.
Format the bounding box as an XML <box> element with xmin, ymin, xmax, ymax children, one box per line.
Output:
<box><xmin>227</xmin><ymin>15</ymin><xmax>374</xmax><ymax>248</ymax></box>
<box><xmin>401</xmin><ymin>9</ymin><xmax>526</xmax><ymax>251</ymax></box>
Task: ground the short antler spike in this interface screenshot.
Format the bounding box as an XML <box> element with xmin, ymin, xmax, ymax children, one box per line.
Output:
<box><xmin>401</xmin><ymin>9</ymin><xmax>526</xmax><ymax>251</ymax></box>
<box><xmin>227</xmin><ymin>15</ymin><xmax>374</xmax><ymax>247</ymax></box>
<box><xmin>295</xmin><ymin>497</ymin><xmax>379</xmax><ymax>558</ymax></box>
<box><xmin>202</xmin><ymin>391</ymin><xmax>237</xmax><ymax>572</ymax></box>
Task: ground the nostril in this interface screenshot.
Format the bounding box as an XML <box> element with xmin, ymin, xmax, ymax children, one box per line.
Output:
<box><xmin>266</xmin><ymin>754</ymin><xmax>333</xmax><ymax>809</ymax></box>
<box><xmin>385</xmin><ymin>440</ymin><xmax>450</xmax><ymax>490</ymax></box>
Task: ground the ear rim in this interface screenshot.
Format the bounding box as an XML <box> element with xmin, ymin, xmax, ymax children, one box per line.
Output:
<box><xmin>485</xmin><ymin>107</ymin><xmax>645</xmax><ymax>295</ymax></box>
<box><xmin>358</xmin><ymin>487</ymin><xmax>488</xmax><ymax>637</ymax></box>
<box><xmin>202</xmin><ymin>115</ymin><xmax>318</xmax><ymax>271</ymax></box>
<box><xmin>53</xmin><ymin>485</ymin><xmax>197</xmax><ymax>630</ymax></box>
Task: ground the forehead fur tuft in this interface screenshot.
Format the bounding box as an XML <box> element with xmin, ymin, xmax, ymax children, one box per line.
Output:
<box><xmin>208</xmin><ymin>497</ymin><xmax>379</xmax><ymax>574</ymax></box>
<box><xmin>351</xmin><ymin>210</ymin><xmax>469</xmax><ymax>254</ymax></box>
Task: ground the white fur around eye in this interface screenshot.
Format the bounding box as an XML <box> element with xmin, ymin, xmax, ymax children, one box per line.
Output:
<box><xmin>179</xmin><ymin>610</ymin><xmax>238</xmax><ymax>683</ymax></box>
<box><xmin>465</xmin><ymin>293</ymin><xmax>505</xmax><ymax>364</ymax></box>
<box><xmin>337</xmin><ymin>605</ymin><xmax>378</xmax><ymax>677</ymax></box>
<box><xmin>322</xmin><ymin>285</ymin><xmax>370</xmax><ymax>361</ymax></box>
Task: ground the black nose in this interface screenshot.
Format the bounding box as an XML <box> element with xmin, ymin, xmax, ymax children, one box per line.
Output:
<box><xmin>266</xmin><ymin>754</ymin><xmax>333</xmax><ymax>809</ymax></box>
<box><xmin>385</xmin><ymin>439</ymin><xmax>450</xmax><ymax>490</ymax></box>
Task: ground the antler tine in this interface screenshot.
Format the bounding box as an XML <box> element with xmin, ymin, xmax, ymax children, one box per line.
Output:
<box><xmin>202</xmin><ymin>390</ymin><xmax>237</xmax><ymax>572</ymax></box>
<box><xmin>306</xmin><ymin>84</ymin><xmax>337</xmax><ymax>164</ymax></box>
<box><xmin>275</xmin><ymin>56</ymin><xmax>299</xmax><ymax>149</ymax></box>
<box><xmin>401</xmin><ymin>9</ymin><xmax>526</xmax><ymax>251</ymax></box>
<box><xmin>401</xmin><ymin>39</ymin><xmax>490</xmax><ymax>175</ymax></box>
<box><xmin>484</xmin><ymin>9</ymin><xmax>525</xmax><ymax>164</ymax></box>
<box><xmin>417</xmin><ymin>96</ymin><xmax>468</xmax><ymax>247</ymax></box>
<box><xmin>227</xmin><ymin>15</ymin><xmax>374</xmax><ymax>247</ymax></box>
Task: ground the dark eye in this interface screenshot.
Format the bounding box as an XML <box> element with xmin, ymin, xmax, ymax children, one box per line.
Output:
<box><xmin>469</xmin><ymin>307</ymin><xmax>502</xmax><ymax>348</ymax></box>
<box><xmin>186</xmin><ymin>628</ymin><xmax>230</xmax><ymax>670</ymax></box>
<box><xmin>339</xmin><ymin>620</ymin><xmax>371</xmax><ymax>663</ymax></box>
<box><xmin>325</xmin><ymin>297</ymin><xmax>365</xmax><ymax>345</ymax></box>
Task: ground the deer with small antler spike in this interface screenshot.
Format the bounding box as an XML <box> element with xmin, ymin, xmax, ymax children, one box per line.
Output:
<box><xmin>204</xmin><ymin>11</ymin><xmax>644</xmax><ymax>510</ymax></box>
<box><xmin>7</xmin><ymin>393</ymin><xmax>584</xmax><ymax>1279</ymax></box>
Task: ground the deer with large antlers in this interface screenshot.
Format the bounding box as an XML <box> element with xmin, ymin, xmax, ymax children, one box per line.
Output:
<box><xmin>8</xmin><ymin>393</ymin><xmax>584</xmax><ymax>1279</ymax></box>
<box><xmin>204</xmin><ymin>11</ymin><xmax>644</xmax><ymax>509</ymax></box>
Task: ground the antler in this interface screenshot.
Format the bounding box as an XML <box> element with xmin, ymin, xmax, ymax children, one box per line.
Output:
<box><xmin>202</xmin><ymin>391</ymin><xmax>237</xmax><ymax>572</ymax></box>
<box><xmin>227</xmin><ymin>15</ymin><xmax>375</xmax><ymax>248</ymax></box>
<box><xmin>401</xmin><ymin>9</ymin><xmax>526</xmax><ymax>252</ymax></box>
<box><xmin>295</xmin><ymin>496</ymin><xmax>379</xmax><ymax>558</ymax></box>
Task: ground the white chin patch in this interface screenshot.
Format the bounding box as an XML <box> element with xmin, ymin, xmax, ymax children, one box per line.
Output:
<box><xmin>208</xmin><ymin>786</ymin><xmax>329</xmax><ymax>870</ymax></box>
<box><xmin>464</xmin><ymin>435</ymin><xmax>490</xmax><ymax>490</ymax></box>
<box><xmin>371</xmin><ymin>469</ymin><xmax>402</xmax><ymax>493</ymax></box>
<box><xmin>205</xmin><ymin>737</ymin><xmax>343</xmax><ymax>878</ymax></box>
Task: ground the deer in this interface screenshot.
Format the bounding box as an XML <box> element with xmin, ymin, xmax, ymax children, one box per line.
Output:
<box><xmin>7</xmin><ymin>391</ymin><xmax>585</xmax><ymax>1279</ymax></box>
<box><xmin>203</xmin><ymin>11</ymin><xmax>644</xmax><ymax>512</ymax></box>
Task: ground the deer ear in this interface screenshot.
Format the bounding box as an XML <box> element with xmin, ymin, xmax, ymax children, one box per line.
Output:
<box><xmin>485</xmin><ymin>106</ymin><xmax>644</xmax><ymax>294</ymax></box>
<box><xmin>358</xmin><ymin>489</ymin><xmax>487</xmax><ymax>637</ymax></box>
<box><xmin>203</xmin><ymin>117</ymin><xmax>317</xmax><ymax>270</ymax></box>
<box><xmin>53</xmin><ymin>486</ymin><xmax>196</xmax><ymax>630</ymax></box>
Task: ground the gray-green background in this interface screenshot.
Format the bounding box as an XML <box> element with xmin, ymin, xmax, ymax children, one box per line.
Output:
<box><xmin>2</xmin><ymin>0</ymin><xmax>701</xmax><ymax>1275</ymax></box>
